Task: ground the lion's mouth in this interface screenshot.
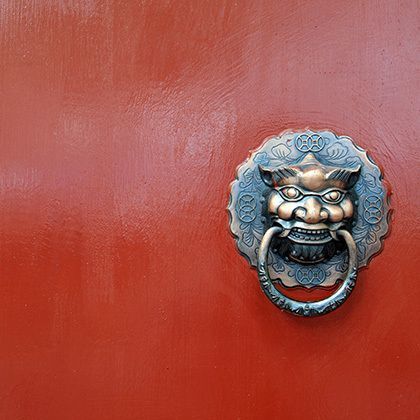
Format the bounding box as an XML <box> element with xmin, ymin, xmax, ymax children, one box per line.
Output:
<box><xmin>274</xmin><ymin>226</ymin><xmax>337</xmax><ymax>264</ymax></box>
<box><xmin>288</xmin><ymin>243</ymin><xmax>331</xmax><ymax>263</ymax></box>
<box><xmin>288</xmin><ymin>227</ymin><xmax>332</xmax><ymax>244</ymax></box>
<box><xmin>271</xmin><ymin>220</ymin><xmax>346</xmax><ymax>263</ymax></box>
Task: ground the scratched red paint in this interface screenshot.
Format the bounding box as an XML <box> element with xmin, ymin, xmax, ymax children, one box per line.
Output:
<box><xmin>0</xmin><ymin>1</ymin><xmax>419</xmax><ymax>419</ymax></box>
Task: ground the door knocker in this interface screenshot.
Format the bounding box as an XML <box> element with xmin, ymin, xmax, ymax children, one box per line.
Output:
<box><xmin>228</xmin><ymin>130</ymin><xmax>390</xmax><ymax>316</ymax></box>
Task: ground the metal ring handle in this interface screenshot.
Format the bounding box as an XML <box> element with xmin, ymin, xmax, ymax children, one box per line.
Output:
<box><xmin>257</xmin><ymin>227</ymin><xmax>358</xmax><ymax>317</ymax></box>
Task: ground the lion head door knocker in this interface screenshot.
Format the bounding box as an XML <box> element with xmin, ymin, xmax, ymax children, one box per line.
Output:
<box><xmin>228</xmin><ymin>130</ymin><xmax>390</xmax><ymax>316</ymax></box>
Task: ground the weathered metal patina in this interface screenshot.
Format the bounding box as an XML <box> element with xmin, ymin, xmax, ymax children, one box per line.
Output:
<box><xmin>228</xmin><ymin>129</ymin><xmax>390</xmax><ymax>316</ymax></box>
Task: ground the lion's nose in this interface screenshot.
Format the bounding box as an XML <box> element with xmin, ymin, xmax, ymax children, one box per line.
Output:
<box><xmin>294</xmin><ymin>197</ymin><xmax>328</xmax><ymax>224</ymax></box>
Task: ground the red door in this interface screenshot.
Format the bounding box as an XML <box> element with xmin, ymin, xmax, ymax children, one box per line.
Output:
<box><xmin>1</xmin><ymin>1</ymin><xmax>419</xmax><ymax>419</ymax></box>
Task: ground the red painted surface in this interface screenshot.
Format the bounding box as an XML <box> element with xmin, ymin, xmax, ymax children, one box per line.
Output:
<box><xmin>0</xmin><ymin>1</ymin><xmax>419</xmax><ymax>419</ymax></box>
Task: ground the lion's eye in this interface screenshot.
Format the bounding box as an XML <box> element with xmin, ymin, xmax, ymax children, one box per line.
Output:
<box><xmin>322</xmin><ymin>190</ymin><xmax>344</xmax><ymax>203</ymax></box>
<box><xmin>279</xmin><ymin>187</ymin><xmax>302</xmax><ymax>201</ymax></box>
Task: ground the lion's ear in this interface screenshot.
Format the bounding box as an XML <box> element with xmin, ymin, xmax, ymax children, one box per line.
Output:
<box><xmin>347</xmin><ymin>166</ymin><xmax>361</xmax><ymax>188</ymax></box>
<box><xmin>326</xmin><ymin>165</ymin><xmax>361</xmax><ymax>188</ymax></box>
<box><xmin>259</xmin><ymin>165</ymin><xmax>298</xmax><ymax>186</ymax></box>
<box><xmin>258</xmin><ymin>165</ymin><xmax>276</xmax><ymax>187</ymax></box>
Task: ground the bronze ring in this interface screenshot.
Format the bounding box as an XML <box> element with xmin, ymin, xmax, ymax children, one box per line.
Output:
<box><xmin>257</xmin><ymin>227</ymin><xmax>358</xmax><ymax>317</ymax></box>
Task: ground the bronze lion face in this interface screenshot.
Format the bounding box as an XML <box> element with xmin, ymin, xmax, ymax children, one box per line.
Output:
<box><xmin>259</xmin><ymin>153</ymin><xmax>360</xmax><ymax>264</ymax></box>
